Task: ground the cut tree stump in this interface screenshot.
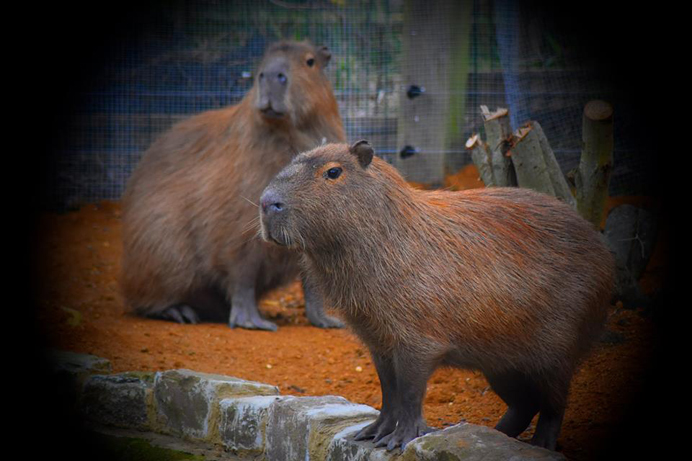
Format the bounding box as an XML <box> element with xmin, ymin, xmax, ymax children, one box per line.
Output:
<box><xmin>573</xmin><ymin>100</ymin><xmax>614</xmax><ymax>227</ymax></box>
<box><xmin>465</xmin><ymin>134</ymin><xmax>495</xmax><ymax>187</ymax></box>
<box><xmin>481</xmin><ymin>106</ymin><xmax>516</xmax><ymax>187</ymax></box>
<box><xmin>510</xmin><ymin>122</ymin><xmax>576</xmax><ymax>207</ymax></box>
<box><xmin>604</xmin><ymin>204</ymin><xmax>659</xmax><ymax>282</ymax></box>
<box><xmin>509</xmin><ymin>124</ymin><xmax>556</xmax><ymax>196</ymax></box>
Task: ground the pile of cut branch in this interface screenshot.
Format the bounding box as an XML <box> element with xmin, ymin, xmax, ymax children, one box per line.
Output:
<box><xmin>467</xmin><ymin>101</ymin><xmax>614</xmax><ymax>225</ymax></box>
<box><xmin>467</xmin><ymin>101</ymin><xmax>657</xmax><ymax>309</ymax></box>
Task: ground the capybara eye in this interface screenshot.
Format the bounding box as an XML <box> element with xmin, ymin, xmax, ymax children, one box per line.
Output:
<box><xmin>306</xmin><ymin>58</ymin><xmax>315</xmax><ymax>67</ymax></box>
<box><xmin>277</xmin><ymin>73</ymin><xmax>287</xmax><ymax>84</ymax></box>
<box><xmin>326</xmin><ymin>167</ymin><xmax>342</xmax><ymax>180</ymax></box>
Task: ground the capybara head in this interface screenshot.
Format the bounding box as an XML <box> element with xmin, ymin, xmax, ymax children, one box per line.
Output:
<box><xmin>259</xmin><ymin>140</ymin><xmax>404</xmax><ymax>250</ymax></box>
<box><xmin>253</xmin><ymin>40</ymin><xmax>337</xmax><ymax>126</ymax></box>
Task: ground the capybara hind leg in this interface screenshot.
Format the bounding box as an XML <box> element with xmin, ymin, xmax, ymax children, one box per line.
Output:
<box><xmin>302</xmin><ymin>274</ymin><xmax>344</xmax><ymax>328</ymax></box>
<box><xmin>531</xmin><ymin>405</ymin><xmax>565</xmax><ymax>450</ymax></box>
<box><xmin>375</xmin><ymin>351</ymin><xmax>437</xmax><ymax>451</ymax></box>
<box><xmin>354</xmin><ymin>353</ymin><xmax>398</xmax><ymax>442</ymax></box>
<box><xmin>486</xmin><ymin>371</ymin><xmax>540</xmax><ymax>438</ymax></box>
<box><xmin>531</xmin><ymin>372</ymin><xmax>569</xmax><ymax>450</ymax></box>
<box><xmin>149</xmin><ymin>305</ymin><xmax>200</xmax><ymax>324</ymax></box>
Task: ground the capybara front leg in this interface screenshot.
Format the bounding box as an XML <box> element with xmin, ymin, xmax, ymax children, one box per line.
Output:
<box><xmin>302</xmin><ymin>273</ymin><xmax>344</xmax><ymax>328</ymax></box>
<box><xmin>375</xmin><ymin>351</ymin><xmax>437</xmax><ymax>451</ymax></box>
<box><xmin>228</xmin><ymin>260</ymin><xmax>277</xmax><ymax>331</ymax></box>
<box><xmin>354</xmin><ymin>352</ymin><xmax>398</xmax><ymax>442</ymax></box>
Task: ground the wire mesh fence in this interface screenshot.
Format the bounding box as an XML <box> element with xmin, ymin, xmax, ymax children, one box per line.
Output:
<box><xmin>46</xmin><ymin>0</ymin><xmax>655</xmax><ymax>210</ymax></box>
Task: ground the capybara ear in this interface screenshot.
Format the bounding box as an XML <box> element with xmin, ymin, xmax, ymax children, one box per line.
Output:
<box><xmin>349</xmin><ymin>140</ymin><xmax>373</xmax><ymax>168</ymax></box>
<box><xmin>317</xmin><ymin>45</ymin><xmax>332</xmax><ymax>66</ymax></box>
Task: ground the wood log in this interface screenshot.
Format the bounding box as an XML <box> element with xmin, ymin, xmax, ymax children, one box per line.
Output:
<box><xmin>508</xmin><ymin>124</ymin><xmax>556</xmax><ymax>196</ymax></box>
<box><xmin>601</xmin><ymin>221</ymin><xmax>652</xmax><ymax>309</ymax></box>
<box><xmin>521</xmin><ymin>121</ymin><xmax>576</xmax><ymax>207</ymax></box>
<box><xmin>574</xmin><ymin>100</ymin><xmax>614</xmax><ymax>227</ymax></box>
<box><xmin>465</xmin><ymin>133</ymin><xmax>495</xmax><ymax>186</ymax></box>
<box><xmin>604</xmin><ymin>204</ymin><xmax>659</xmax><ymax>281</ymax></box>
<box><xmin>480</xmin><ymin>106</ymin><xmax>516</xmax><ymax>186</ymax></box>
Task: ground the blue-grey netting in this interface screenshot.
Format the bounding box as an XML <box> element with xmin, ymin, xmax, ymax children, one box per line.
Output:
<box><xmin>48</xmin><ymin>0</ymin><xmax>651</xmax><ymax>210</ymax></box>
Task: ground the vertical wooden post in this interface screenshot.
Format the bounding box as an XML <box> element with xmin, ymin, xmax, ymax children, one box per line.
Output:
<box><xmin>466</xmin><ymin>134</ymin><xmax>495</xmax><ymax>186</ymax></box>
<box><xmin>395</xmin><ymin>0</ymin><xmax>472</xmax><ymax>185</ymax></box>
<box><xmin>481</xmin><ymin>106</ymin><xmax>516</xmax><ymax>187</ymax></box>
<box><xmin>575</xmin><ymin>100</ymin><xmax>614</xmax><ymax>227</ymax></box>
<box><xmin>510</xmin><ymin>121</ymin><xmax>576</xmax><ymax>207</ymax></box>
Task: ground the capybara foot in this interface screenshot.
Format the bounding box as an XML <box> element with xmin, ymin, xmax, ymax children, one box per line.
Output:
<box><xmin>353</xmin><ymin>415</ymin><xmax>397</xmax><ymax>442</ymax></box>
<box><xmin>308</xmin><ymin>313</ymin><xmax>344</xmax><ymax>329</ymax></box>
<box><xmin>150</xmin><ymin>305</ymin><xmax>200</xmax><ymax>324</ymax></box>
<box><xmin>530</xmin><ymin>435</ymin><xmax>559</xmax><ymax>451</ymax></box>
<box><xmin>375</xmin><ymin>419</ymin><xmax>435</xmax><ymax>451</ymax></box>
<box><xmin>229</xmin><ymin>308</ymin><xmax>278</xmax><ymax>331</ymax></box>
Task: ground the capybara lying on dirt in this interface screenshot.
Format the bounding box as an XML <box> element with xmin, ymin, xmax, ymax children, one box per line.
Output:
<box><xmin>120</xmin><ymin>40</ymin><xmax>345</xmax><ymax>330</ymax></box>
<box><xmin>259</xmin><ymin>141</ymin><xmax>614</xmax><ymax>450</ymax></box>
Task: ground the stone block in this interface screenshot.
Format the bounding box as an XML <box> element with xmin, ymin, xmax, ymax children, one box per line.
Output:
<box><xmin>401</xmin><ymin>423</ymin><xmax>566</xmax><ymax>461</ymax></box>
<box><xmin>153</xmin><ymin>369</ymin><xmax>279</xmax><ymax>442</ymax></box>
<box><xmin>46</xmin><ymin>349</ymin><xmax>112</xmax><ymax>386</ymax></box>
<box><xmin>219</xmin><ymin>395</ymin><xmax>286</xmax><ymax>454</ymax></box>
<box><xmin>327</xmin><ymin>421</ymin><xmax>398</xmax><ymax>461</ymax></box>
<box><xmin>265</xmin><ymin>395</ymin><xmax>379</xmax><ymax>461</ymax></box>
<box><xmin>81</xmin><ymin>371</ymin><xmax>155</xmax><ymax>430</ymax></box>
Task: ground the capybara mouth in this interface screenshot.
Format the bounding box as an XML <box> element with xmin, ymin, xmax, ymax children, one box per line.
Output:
<box><xmin>260</xmin><ymin>107</ymin><xmax>285</xmax><ymax>119</ymax></box>
<box><xmin>267</xmin><ymin>231</ymin><xmax>287</xmax><ymax>246</ymax></box>
<box><xmin>260</xmin><ymin>222</ymin><xmax>288</xmax><ymax>247</ymax></box>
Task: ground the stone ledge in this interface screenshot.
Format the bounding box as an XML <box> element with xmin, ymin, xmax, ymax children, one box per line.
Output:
<box><xmin>50</xmin><ymin>349</ymin><xmax>565</xmax><ymax>460</ymax></box>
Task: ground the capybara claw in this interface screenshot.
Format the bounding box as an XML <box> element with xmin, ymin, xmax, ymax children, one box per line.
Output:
<box><xmin>310</xmin><ymin>314</ymin><xmax>344</xmax><ymax>329</ymax></box>
<box><xmin>354</xmin><ymin>419</ymin><xmax>394</xmax><ymax>442</ymax></box>
<box><xmin>228</xmin><ymin>314</ymin><xmax>278</xmax><ymax>331</ymax></box>
<box><xmin>152</xmin><ymin>305</ymin><xmax>200</xmax><ymax>324</ymax></box>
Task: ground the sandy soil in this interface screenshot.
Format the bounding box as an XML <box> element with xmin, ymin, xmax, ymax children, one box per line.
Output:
<box><xmin>30</xmin><ymin>165</ymin><xmax>667</xmax><ymax>460</ymax></box>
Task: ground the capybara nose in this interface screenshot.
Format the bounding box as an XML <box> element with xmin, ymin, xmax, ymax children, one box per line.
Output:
<box><xmin>259</xmin><ymin>71</ymin><xmax>287</xmax><ymax>85</ymax></box>
<box><xmin>260</xmin><ymin>189</ymin><xmax>285</xmax><ymax>215</ymax></box>
<box><xmin>260</xmin><ymin>59</ymin><xmax>289</xmax><ymax>86</ymax></box>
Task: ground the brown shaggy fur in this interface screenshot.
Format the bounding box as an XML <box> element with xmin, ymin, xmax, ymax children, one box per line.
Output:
<box><xmin>120</xmin><ymin>41</ymin><xmax>345</xmax><ymax>329</ymax></box>
<box><xmin>260</xmin><ymin>141</ymin><xmax>614</xmax><ymax>450</ymax></box>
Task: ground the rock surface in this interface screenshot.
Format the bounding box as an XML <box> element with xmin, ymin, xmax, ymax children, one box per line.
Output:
<box><xmin>48</xmin><ymin>350</ymin><xmax>567</xmax><ymax>460</ymax></box>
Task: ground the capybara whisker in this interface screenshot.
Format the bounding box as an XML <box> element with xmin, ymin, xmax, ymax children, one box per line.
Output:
<box><xmin>240</xmin><ymin>195</ymin><xmax>259</xmax><ymax>208</ymax></box>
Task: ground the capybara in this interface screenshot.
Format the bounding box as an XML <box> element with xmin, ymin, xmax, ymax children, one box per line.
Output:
<box><xmin>259</xmin><ymin>141</ymin><xmax>614</xmax><ymax>450</ymax></box>
<box><xmin>120</xmin><ymin>40</ymin><xmax>346</xmax><ymax>331</ymax></box>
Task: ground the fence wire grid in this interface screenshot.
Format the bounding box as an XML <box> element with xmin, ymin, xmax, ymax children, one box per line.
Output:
<box><xmin>47</xmin><ymin>0</ymin><xmax>655</xmax><ymax>210</ymax></box>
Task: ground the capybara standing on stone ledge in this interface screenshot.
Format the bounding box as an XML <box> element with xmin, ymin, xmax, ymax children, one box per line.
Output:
<box><xmin>259</xmin><ymin>141</ymin><xmax>614</xmax><ymax>450</ymax></box>
<box><xmin>120</xmin><ymin>41</ymin><xmax>345</xmax><ymax>331</ymax></box>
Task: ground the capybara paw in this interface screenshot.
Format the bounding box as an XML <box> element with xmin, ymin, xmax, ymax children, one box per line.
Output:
<box><xmin>155</xmin><ymin>305</ymin><xmax>200</xmax><ymax>324</ymax></box>
<box><xmin>229</xmin><ymin>311</ymin><xmax>278</xmax><ymax>331</ymax></box>
<box><xmin>310</xmin><ymin>314</ymin><xmax>345</xmax><ymax>329</ymax></box>
<box><xmin>379</xmin><ymin>420</ymin><xmax>435</xmax><ymax>451</ymax></box>
<box><xmin>353</xmin><ymin>417</ymin><xmax>396</xmax><ymax>442</ymax></box>
<box><xmin>530</xmin><ymin>433</ymin><xmax>559</xmax><ymax>451</ymax></box>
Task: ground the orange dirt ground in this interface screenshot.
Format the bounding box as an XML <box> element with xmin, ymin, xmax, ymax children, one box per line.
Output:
<box><xmin>31</xmin><ymin>165</ymin><xmax>667</xmax><ymax>460</ymax></box>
